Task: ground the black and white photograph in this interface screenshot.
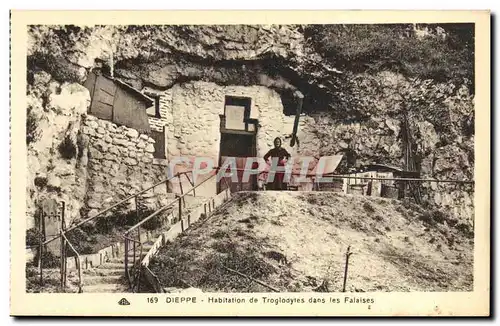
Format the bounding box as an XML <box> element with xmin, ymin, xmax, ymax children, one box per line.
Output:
<box><xmin>10</xmin><ymin>10</ymin><xmax>490</xmax><ymax>317</ymax></box>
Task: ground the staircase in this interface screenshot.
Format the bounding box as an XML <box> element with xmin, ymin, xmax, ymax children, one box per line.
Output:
<box><xmin>80</xmin><ymin>239</ymin><xmax>155</xmax><ymax>293</ymax></box>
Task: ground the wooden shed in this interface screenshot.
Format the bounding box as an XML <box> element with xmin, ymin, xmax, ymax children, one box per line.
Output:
<box><xmin>83</xmin><ymin>71</ymin><xmax>153</xmax><ymax>134</ymax></box>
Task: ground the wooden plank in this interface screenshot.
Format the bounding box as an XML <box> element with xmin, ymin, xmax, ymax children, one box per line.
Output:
<box><xmin>113</xmin><ymin>87</ymin><xmax>151</xmax><ymax>134</ymax></box>
<box><xmin>83</xmin><ymin>71</ymin><xmax>97</xmax><ymax>100</ymax></box>
<box><xmin>91</xmin><ymin>101</ymin><xmax>113</xmax><ymax>120</ymax></box>
<box><xmin>96</xmin><ymin>90</ymin><xmax>115</xmax><ymax>106</ymax></box>
<box><xmin>97</xmin><ymin>75</ymin><xmax>118</xmax><ymax>95</ymax></box>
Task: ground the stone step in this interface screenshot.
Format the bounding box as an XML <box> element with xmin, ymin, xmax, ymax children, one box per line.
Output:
<box><xmin>84</xmin><ymin>275</ymin><xmax>126</xmax><ymax>285</ymax></box>
<box><xmin>83</xmin><ymin>283</ymin><xmax>130</xmax><ymax>293</ymax></box>
<box><xmin>84</xmin><ymin>268</ymin><xmax>124</xmax><ymax>277</ymax></box>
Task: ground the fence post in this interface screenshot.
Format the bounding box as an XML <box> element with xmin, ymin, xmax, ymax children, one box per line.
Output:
<box><xmin>38</xmin><ymin>210</ymin><xmax>43</xmax><ymax>284</ymax></box>
<box><xmin>133</xmin><ymin>239</ymin><xmax>136</xmax><ymax>266</ymax></box>
<box><xmin>342</xmin><ymin>246</ymin><xmax>353</xmax><ymax>292</ymax></box>
<box><xmin>178</xmin><ymin>195</ymin><xmax>182</xmax><ymax>222</ymax></box>
<box><xmin>124</xmin><ymin>237</ymin><xmax>129</xmax><ymax>285</ymax></box>
<box><xmin>135</xmin><ymin>195</ymin><xmax>140</xmax><ymax>227</ymax></box>
<box><xmin>60</xmin><ymin>230</ymin><xmax>64</xmax><ymax>292</ymax></box>
<box><xmin>178</xmin><ymin>173</ymin><xmax>186</xmax><ymax>207</ymax></box>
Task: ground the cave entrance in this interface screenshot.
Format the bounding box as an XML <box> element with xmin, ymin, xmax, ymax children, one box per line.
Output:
<box><xmin>218</xmin><ymin>96</ymin><xmax>259</xmax><ymax>193</ymax></box>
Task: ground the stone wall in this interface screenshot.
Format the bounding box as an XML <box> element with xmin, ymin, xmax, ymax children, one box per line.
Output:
<box><xmin>81</xmin><ymin>114</ymin><xmax>169</xmax><ymax>218</ymax></box>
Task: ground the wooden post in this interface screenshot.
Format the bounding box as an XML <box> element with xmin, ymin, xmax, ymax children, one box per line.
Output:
<box><xmin>178</xmin><ymin>195</ymin><xmax>182</xmax><ymax>222</ymax></box>
<box><xmin>178</xmin><ymin>173</ymin><xmax>186</xmax><ymax>207</ymax></box>
<box><xmin>77</xmin><ymin>258</ymin><xmax>82</xmax><ymax>293</ymax></box>
<box><xmin>62</xmin><ymin>238</ymin><xmax>67</xmax><ymax>289</ymax></box>
<box><xmin>60</xmin><ymin>202</ymin><xmax>66</xmax><ymax>290</ymax></box>
<box><xmin>185</xmin><ymin>173</ymin><xmax>195</xmax><ymax>197</ymax></box>
<box><xmin>132</xmin><ymin>239</ymin><xmax>136</xmax><ymax>266</ymax></box>
<box><xmin>342</xmin><ymin>246</ymin><xmax>353</xmax><ymax>292</ymax></box>
<box><xmin>60</xmin><ymin>230</ymin><xmax>64</xmax><ymax>292</ymax></box>
<box><xmin>38</xmin><ymin>210</ymin><xmax>43</xmax><ymax>284</ymax></box>
<box><xmin>137</xmin><ymin>226</ymin><xmax>141</xmax><ymax>249</ymax></box>
<box><xmin>135</xmin><ymin>196</ymin><xmax>139</xmax><ymax>226</ymax></box>
<box><xmin>124</xmin><ymin>238</ymin><xmax>129</xmax><ymax>285</ymax></box>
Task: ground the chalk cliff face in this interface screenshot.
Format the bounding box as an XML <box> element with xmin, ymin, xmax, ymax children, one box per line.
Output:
<box><xmin>26</xmin><ymin>25</ymin><xmax>474</xmax><ymax>227</ymax></box>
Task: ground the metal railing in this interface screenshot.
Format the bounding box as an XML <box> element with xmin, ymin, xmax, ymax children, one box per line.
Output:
<box><xmin>123</xmin><ymin>170</ymin><xmax>220</xmax><ymax>291</ymax></box>
<box><xmin>214</xmin><ymin>167</ymin><xmax>474</xmax><ymax>191</ymax></box>
<box><xmin>29</xmin><ymin>170</ymin><xmax>193</xmax><ymax>293</ymax></box>
<box><xmin>60</xmin><ymin>231</ymin><xmax>83</xmax><ymax>293</ymax></box>
<box><xmin>39</xmin><ymin>171</ymin><xmax>193</xmax><ymax>248</ymax></box>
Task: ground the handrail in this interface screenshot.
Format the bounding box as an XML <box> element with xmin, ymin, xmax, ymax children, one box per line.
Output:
<box><xmin>39</xmin><ymin>171</ymin><xmax>193</xmax><ymax>247</ymax></box>
<box><xmin>122</xmin><ymin>171</ymin><xmax>219</xmax><ymax>290</ymax></box>
<box><xmin>212</xmin><ymin>167</ymin><xmax>475</xmax><ymax>184</ymax></box>
<box><xmin>61</xmin><ymin>231</ymin><xmax>83</xmax><ymax>293</ymax></box>
<box><xmin>29</xmin><ymin>165</ymin><xmax>473</xmax><ymax>250</ymax></box>
<box><xmin>125</xmin><ymin>172</ymin><xmax>217</xmax><ymax>235</ymax></box>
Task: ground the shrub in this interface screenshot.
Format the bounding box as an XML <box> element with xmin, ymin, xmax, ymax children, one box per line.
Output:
<box><xmin>142</xmin><ymin>214</ymin><xmax>163</xmax><ymax>230</ymax></box>
<box><xmin>418</xmin><ymin>209</ymin><xmax>448</xmax><ymax>225</ymax></box>
<box><xmin>58</xmin><ymin>134</ymin><xmax>77</xmax><ymax>159</ymax></box>
<box><xmin>26</xmin><ymin>228</ymin><xmax>43</xmax><ymax>246</ymax></box>
<box><xmin>306</xmin><ymin>24</ymin><xmax>474</xmax><ymax>85</ymax></box>
<box><xmin>211</xmin><ymin>230</ymin><xmax>228</xmax><ymax>239</ymax></box>
<box><xmin>34</xmin><ymin>250</ymin><xmax>60</xmax><ymax>268</ymax></box>
<box><xmin>34</xmin><ymin>176</ymin><xmax>48</xmax><ymax>189</ymax></box>
<box><xmin>64</xmin><ymin>228</ymin><xmax>96</xmax><ymax>255</ymax></box>
<box><xmin>26</xmin><ymin>106</ymin><xmax>41</xmax><ymax>145</ymax></box>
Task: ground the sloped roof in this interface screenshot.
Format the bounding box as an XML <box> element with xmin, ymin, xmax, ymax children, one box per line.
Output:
<box><xmin>102</xmin><ymin>73</ymin><xmax>154</xmax><ymax>107</ymax></box>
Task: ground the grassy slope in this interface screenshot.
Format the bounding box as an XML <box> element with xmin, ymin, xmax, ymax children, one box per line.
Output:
<box><xmin>149</xmin><ymin>191</ymin><xmax>473</xmax><ymax>293</ymax></box>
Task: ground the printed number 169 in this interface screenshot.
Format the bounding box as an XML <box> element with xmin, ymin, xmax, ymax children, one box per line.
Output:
<box><xmin>147</xmin><ymin>297</ymin><xmax>158</xmax><ymax>303</ymax></box>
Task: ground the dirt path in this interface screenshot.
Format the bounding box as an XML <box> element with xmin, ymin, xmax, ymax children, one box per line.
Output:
<box><xmin>149</xmin><ymin>191</ymin><xmax>473</xmax><ymax>293</ymax></box>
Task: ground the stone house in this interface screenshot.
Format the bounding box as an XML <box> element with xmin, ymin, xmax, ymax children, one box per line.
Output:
<box><xmin>139</xmin><ymin>81</ymin><xmax>322</xmax><ymax>198</ymax></box>
<box><xmin>82</xmin><ymin>76</ymin><xmax>327</xmax><ymax>202</ymax></box>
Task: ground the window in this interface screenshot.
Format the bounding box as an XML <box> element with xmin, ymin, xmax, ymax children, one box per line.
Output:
<box><xmin>223</xmin><ymin>96</ymin><xmax>251</xmax><ymax>131</ymax></box>
<box><xmin>151</xmin><ymin>127</ymin><xmax>166</xmax><ymax>159</ymax></box>
<box><xmin>146</xmin><ymin>95</ymin><xmax>161</xmax><ymax>118</ymax></box>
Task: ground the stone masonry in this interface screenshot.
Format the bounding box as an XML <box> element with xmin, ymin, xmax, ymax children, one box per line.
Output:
<box><xmin>81</xmin><ymin>114</ymin><xmax>169</xmax><ymax>218</ymax></box>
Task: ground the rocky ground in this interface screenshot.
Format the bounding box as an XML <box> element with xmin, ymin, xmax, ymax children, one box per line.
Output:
<box><xmin>149</xmin><ymin>191</ymin><xmax>473</xmax><ymax>293</ymax></box>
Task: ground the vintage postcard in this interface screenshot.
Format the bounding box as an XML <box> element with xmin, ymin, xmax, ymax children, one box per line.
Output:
<box><xmin>10</xmin><ymin>10</ymin><xmax>490</xmax><ymax>316</ymax></box>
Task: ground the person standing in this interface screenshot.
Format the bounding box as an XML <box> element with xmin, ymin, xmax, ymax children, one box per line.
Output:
<box><xmin>263</xmin><ymin>137</ymin><xmax>291</xmax><ymax>190</ymax></box>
